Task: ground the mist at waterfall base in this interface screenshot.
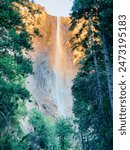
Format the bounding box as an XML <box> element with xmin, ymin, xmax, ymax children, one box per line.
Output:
<box><xmin>26</xmin><ymin>16</ymin><xmax>75</xmax><ymax>118</ymax></box>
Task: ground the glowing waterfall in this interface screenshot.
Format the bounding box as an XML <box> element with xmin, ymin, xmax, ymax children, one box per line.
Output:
<box><xmin>25</xmin><ymin>13</ymin><xmax>76</xmax><ymax>122</ymax></box>
<box><xmin>53</xmin><ymin>17</ymin><xmax>67</xmax><ymax>116</ymax></box>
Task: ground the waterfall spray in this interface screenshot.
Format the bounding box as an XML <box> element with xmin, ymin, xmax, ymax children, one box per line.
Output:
<box><xmin>53</xmin><ymin>17</ymin><xmax>66</xmax><ymax>116</ymax></box>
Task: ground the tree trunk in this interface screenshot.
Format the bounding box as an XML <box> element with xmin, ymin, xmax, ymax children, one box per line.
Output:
<box><xmin>93</xmin><ymin>49</ymin><xmax>103</xmax><ymax>108</ymax></box>
<box><xmin>102</xmin><ymin>34</ymin><xmax>113</xmax><ymax>110</ymax></box>
<box><xmin>61</xmin><ymin>135</ymin><xmax>65</xmax><ymax>149</ymax></box>
<box><xmin>80</xmin><ymin>131</ymin><xmax>86</xmax><ymax>150</ymax></box>
<box><xmin>88</xmin><ymin>18</ymin><xmax>103</xmax><ymax>109</ymax></box>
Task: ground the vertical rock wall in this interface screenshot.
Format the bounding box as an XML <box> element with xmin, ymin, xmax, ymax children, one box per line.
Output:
<box><xmin>25</xmin><ymin>8</ymin><xmax>76</xmax><ymax>118</ymax></box>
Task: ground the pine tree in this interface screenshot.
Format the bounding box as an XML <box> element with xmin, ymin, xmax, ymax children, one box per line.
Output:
<box><xmin>0</xmin><ymin>0</ymin><xmax>33</xmax><ymax>148</ymax></box>
<box><xmin>70</xmin><ymin>0</ymin><xmax>113</xmax><ymax>149</ymax></box>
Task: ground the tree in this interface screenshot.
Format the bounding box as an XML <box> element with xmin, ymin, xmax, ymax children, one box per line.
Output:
<box><xmin>0</xmin><ymin>0</ymin><xmax>33</xmax><ymax>148</ymax></box>
<box><xmin>56</xmin><ymin>118</ymin><xmax>74</xmax><ymax>150</ymax></box>
<box><xmin>29</xmin><ymin>109</ymin><xmax>57</xmax><ymax>150</ymax></box>
<box><xmin>70</xmin><ymin>0</ymin><xmax>113</xmax><ymax>149</ymax></box>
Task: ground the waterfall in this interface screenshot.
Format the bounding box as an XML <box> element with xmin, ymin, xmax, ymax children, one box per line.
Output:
<box><xmin>26</xmin><ymin>15</ymin><xmax>75</xmax><ymax>118</ymax></box>
<box><xmin>53</xmin><ymin>17</ymin><xmax>66</xmax><ymax>116</ymax></box>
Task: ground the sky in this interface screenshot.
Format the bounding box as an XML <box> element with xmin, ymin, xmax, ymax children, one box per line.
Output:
<box><xmin>34</xmin><ymin>0</ymin><xmax>73</xmax><ymax>17</ymax></box>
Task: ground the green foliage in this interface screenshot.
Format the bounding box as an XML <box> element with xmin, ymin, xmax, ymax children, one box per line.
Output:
<box><xmin>72</xmin><ymin>73</ymin><xmax>112</xmax><ymax>149</ymax></box>
<box><xmin>56</xmin><ymin>118</ymin><xmax>74</xmax><ymax>150</ymax></box>
<box><xmin>29</xmin><ymin>109</ymin><xmax>56</xmax><ymax>149</ymax></box>
<box><xmin>0</xmin><ymin>0</ymin><xmax>33</xmax><ymax>148</ymax></box>
<box><xmin>28</xmin><ymin>110</ymin><xmax>74</xmax><ymax>150</ymax></box>
<box><xmin>0</xmin><ymin>0</ymin><xmax>22</xmax><ymax>29</ymax></box>
<box><xmin>70</xmin><ymin>0</ymin><xmax>113</xmax><ymax>149</ymax></box>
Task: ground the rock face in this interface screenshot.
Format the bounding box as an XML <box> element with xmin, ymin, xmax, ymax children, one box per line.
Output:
<box><xmin>23</xmin><ymin>4</ymin><xmax>76</xmax><ymax>118</ymax></box>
